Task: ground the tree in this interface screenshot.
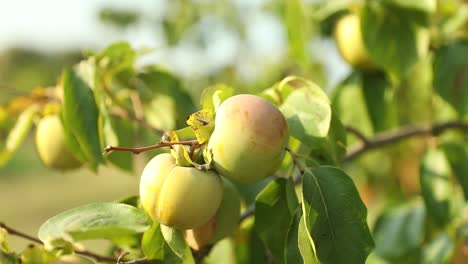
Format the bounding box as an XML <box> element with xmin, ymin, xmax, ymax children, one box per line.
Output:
<box><xmin>1</xmin><ymin>0</ymin><xmax>467</xmax><ymax>263</ymax></box>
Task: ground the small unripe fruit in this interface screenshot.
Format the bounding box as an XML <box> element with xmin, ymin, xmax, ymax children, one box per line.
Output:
<box><xmin>140</xmin><ymin>153</ymin><xmax>223</xmax><ymax>230</ymax></box>
<box><xmin>207</xmin><ymin>94</ymin><xmax>289</xmax><ymax>182</ymax></box>
<box><xmin>35</xmin><ymin>115</ymin><xmax>82</xmax><ymax>170</ymax></box>
<box><xmin>184</xmin><ymin>178</ymin><xmax>241</xmax><ymax>249</ymax></box>
<box><xmin>334</xmin><ymin>13</ymin><xmax>378</xmax><ymax>71</ymax></box>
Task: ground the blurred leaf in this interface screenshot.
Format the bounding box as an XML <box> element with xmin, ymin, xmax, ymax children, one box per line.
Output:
<box><xmin>302</xmin><ymin>166</ymin><xmax>374</xmax><ymax>264</ymax></box>
<box><xmin>62</xmin><ymin>70</ymin><xmax>103</xmax><ymax>170</ymax></box>
<box><xmin>0</xmin><ymin>251</ymin><xmax>18</xmax><ymax>264</ymax></box>
<box><xmin>254</xmin><ymin>178</ymin><xmax>299</xmax><ymax>263</ymax></box>
<box><xmin>311</xmin><ymin>0</ymin><xmax>351</xmax><ymax>36</ymax></box>
<box><xmin>116</xmin><ymin>195</ymin><xmax>140</xmax><ymax>208</ymax></box>
<box><xmin>361</xmin><ymin>72</ymin><xmax>391</xmax><ymax>133</ymax></box>
<box><xmin>186</xmin><ymin>110</ymin><xmax>214</xmax><ymax>144</ymax></box>
<box><xmin>307</xmin><ymin>112</ymin><xmax>347</xmax><ymax>166</ymax></box>
<box><xmin>441</xmin><ymin>5</ymin><xmax>468</xmax><ymax>36</ymax></box>
<box><xmin>200</xmin><ymin>84</ymin><xmax>234</xmax><ymax>112</ymax></box>
<box><xmin>105</xmin><ymin>116</ymin><xmax>134</xmax><ymax>171</ymax></box>
<box><xmin>38</xmin><ymin>203</ymin><xmax>151</xmax><ymax>246</ymax></box>
<box><xmin>433</xmin><ymin>40</ymin><xmax>468</xmax><ymax>115</ymax></box>
<box><xmin>0</xmin><ymin>105</ymin><xmax>38</xmax><ymax>167</ymax></box>
<box><xmin>442</xmin><ymin>142</ymin><xmax>468</xmax><ymax>200</ymax></box>
<box><xmin>280</xmin><ymin>79</ymin><xmax>331</xmax><ymax>145</ymax></box>
<box><xmin>160</xmin><ymin>225</ymin><xmax>193</xmax><ymax>262</ymax></box>
<box><xmin>297</xmin><ymin>214</ymin><xmax>318</xmax><ymax>264</ymax></box>
<box><xmin>96</xmin><ymin>42</ymin><xmax>136</xmax><ymax>76</ymax></box>
<box><xmin>361</xmin><ymin>2</ymin><xmax>429</xmax><ymax>78</ymax></box>
<box><xmin>421</xmin><ymin>233</ymin><xmax>454</xmax><ymax>264</ymax></box>
<box><xmin>233</xmin><ymin>178</ymin><xmax>272</xmax><ymax>205</ymax></box>
<box><xmin>420</xmin><ymin>148</ymin><xmax>454</xmax><ymax>227</ymax></box>
<box><xmin>284</xmin><ymin>0</ymin><xmax>309</xmax><ymax>67</ymax></box>
<box><xmin>384</xmin><ymin>0</ymin><xmax>436</xmax><ymax>13</ymax></box>
<box><xmin>21</xmin><ymin>245</ymin><xmax>58</xmax><ymax>264</ymax></box>
<box><xmin>99</xmin><ymin>8</ymin><xmax>140</xmax><ymax>28</ymax></box>
<box><xmin>142</xmin><ymin>222</ymin><xmax>165</xmax><ymax>260</ymax></box>
<box><xmin>285</xmin><ymin>210</ymin><xmax>304</xmax><ymax>264</ymax></box>
<box><xmin>373</xmin><ymin>199</ymin><xmax>425</xmax><ymax>260</ymax></box>
<box><xmin>139</xmin><ymin>68</ymin><xmax>195</xmax><ymax>130</ymax></box>
<box><xmin>260</xmin><ymin>76</ymin><xmax>296</xmax><ymax>106</ymax></box>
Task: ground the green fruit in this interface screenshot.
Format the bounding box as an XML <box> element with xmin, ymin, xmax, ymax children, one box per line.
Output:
<box><xmin>35</xmin><ymin>115</ymin><xmax>82</xmax><ymax>170</ymax></box>
<box><xmin>334</xmin><ymin>13</ymin><xmax>378</xmax><ymax>71</ymax></box>
<box><xmin>184</xmin><ymin>178</ymin><xmax>241</xmax><ymax>249</ymax></box>
<box><xmin>207</xmin><ymin>94</ymin><xmax>289</xmax><ymax>182</ymax></box>
<box><xmin>140</xmin><ymin>153</ymin><xmax>223</xmax><ymax>230</ymax></box>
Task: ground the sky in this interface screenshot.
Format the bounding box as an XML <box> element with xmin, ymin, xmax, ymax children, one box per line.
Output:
<box><xmin>0</xmin><ymin>0</ymin><xmax>349</xmax><ymax>87</ymax></box>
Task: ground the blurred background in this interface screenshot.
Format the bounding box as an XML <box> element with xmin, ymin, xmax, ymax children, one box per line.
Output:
<box><xmin>0</xmin><ymin>0</ymin><xmax>351</xmax><ymax>252</ymax></box>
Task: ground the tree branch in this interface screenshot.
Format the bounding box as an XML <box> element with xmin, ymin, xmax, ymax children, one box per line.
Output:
<box><xmin>104</xmin><ymin>140</ymin><xmax>200</xmax><ymax>155</ymax></box>
<box><xmin>0</xmin><ymin>223</ymin><xmax>118</xmax><ymax>263</ymax></box>
<box><xmin>343</xmin><ymin>120</ymin><xmax>468</xmax><ymax>162</ymax></box>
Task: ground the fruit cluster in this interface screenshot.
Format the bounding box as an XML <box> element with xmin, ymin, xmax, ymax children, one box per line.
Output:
<box><xmin>140</xmin><ymin>94</ymin><xmax>289</xmax><ymax>249</ymax></box>
<box><xmin>33</xmin><ymin>93</ymin><xmax>289</xmax><ymax>250</ymax></box>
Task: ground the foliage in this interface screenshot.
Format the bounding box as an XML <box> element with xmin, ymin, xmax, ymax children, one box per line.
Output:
<box><xmin>1</xmin><ymin>0</ymin><xmax>468</xmax><ymax>263</ymax></box>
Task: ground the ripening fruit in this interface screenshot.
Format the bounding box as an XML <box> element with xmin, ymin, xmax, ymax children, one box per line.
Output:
<box><xmin>184</xmin><ymin>178</ymin><xmax>241</xmax><ymax>250</ymax></box>
<box><xmin>207</xmin><ymin>94</ymin><xmax>289</xmax><ymax>182</ymax></box>
<box><xmin>35</xmin><ymin>115</ymin><xmax>82</xmax><ymax>170</ymax></box>
<box><xmin>334</xmin><ymin>13</ymin><xmax>378</xmax><ymax>71</ymax></box>
<box><xmin>140</xmin><ymin>153</ymin><xmax>223</xmax><ymax>230</ymax></box>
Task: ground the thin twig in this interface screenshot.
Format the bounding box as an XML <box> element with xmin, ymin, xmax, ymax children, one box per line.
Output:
<box><xmin>343</xmin><ymin>120</ymin><xmax>468</xmax><ymax>162</ymax></box>
<box><xmin>344</xmin><ymin>126</ymin><xmax>369</xmax><ymax>145</ymax></box>
<box><xmin>104</xmin><ymin>140</ymin><xmax>199</xmax><ymax>155</ymax></box>
<box><xmin>0</xmin><ymin>223</ymin><xmax>118</xmax><ymax>263</ymax></box>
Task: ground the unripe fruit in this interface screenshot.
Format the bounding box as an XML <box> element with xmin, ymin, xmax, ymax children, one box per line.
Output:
<box><xmin>334</xmin><ymin>13</ymin><xmax>378</xmax><ymax>71</ymax></box>
<box><xmin>140</xmin><ymin>153</ymin><xmax>223</xmax><ymax>230</ymax></box>
<box><xmin>184</xmin><ymin>178</ymin><xmax>241</xmax><ymax>249</ymax></box>
<box><xmin>35</xmin><ymin>115</ymin><xmax>82</xmax><ymax>170</ymax></box>
<box><xmin>207</xmin><ymin>94</ymin><xmax>289</xmax><ymax>182</ymax></box>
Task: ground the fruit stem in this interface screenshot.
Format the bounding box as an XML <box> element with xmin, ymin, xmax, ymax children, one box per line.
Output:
<box><xmin>104</xmin><ymin>140</ymin><xmax>200</xmax><ymax>155</ymax></box>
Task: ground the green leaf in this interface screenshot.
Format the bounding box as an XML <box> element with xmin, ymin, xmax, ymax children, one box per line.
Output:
<box><xmin>373</xmin><ymin>199</ymin><xmax>425</xmax><ymax>260</ymax></box>
<box><xmin>442</xmin><ymin>142</ymin><xmax>468</xmax><ymax>200</ymax></box>
<box><xmin>139</xmin><ymin>68</ymin><xmax>196</xmax><ymax>130</ymax></box>
<box><xmin>160</xmin><ymin>225</ymin><xmax>188</xmax><ymax>260</ymax></box>
<box><xmin>186</xmin><ymin>110</ymin><xmax>215</xmax><ymax>144</ymax></box>
<box><xmin>302</xmin><ymin>166</ymin><xmax>374</xmax><ymax>264</ymax></box>
<box><xmin>383</xmin><ymin>0</ymin><xmax>436</xmax><ymax>13</ymax></box>
<box><xmin>361</xmin><ymin>72</ymin><xmax>391</xmax><ymax>133</ymax></box>
<box><xmin>0</xmin><ymin>251</ymin><xmax>18</xmax><ymax>264</ymax></box>
<box><xmin>420</xmin><ymin>148</ymin><xmax>453</xmax><ymax>227</ymax></box>
<box><xmin>421</xmin><ymin>233</ymin><xmax>454</xmax><ymax>264</ymax></box>
<box><xmin>62</xmin><ymin>70</ymin><xmax>103</xmax><ymax>170</ymax></box>
<box><xmin>38</xmin><ymin>203</ymin><xmax>151</xmax><ymax>246</ymax></box>
<box><xmin>200</xmin><ymin>84</ymin><xmax>234</xmax><ymax>112</ymax></box>
<box><xmin>254</xmin><ymin>178</ymin><xmax>299</xmax><ymax>263</ymax></box>
<box><xmin>307</xmin><ymin>112</ymin><xmax>347</xmax><ymax>166</ymax></box>
<box><xmin>284</xmin><ymin>0</ymin><xmax>308</xmax><ymax>68</ymax></box>
<box><xmin>280</xmin><ymin>79</ymin><xmax>331</xmax><ymax>145</ymax></box>
<box><xmin>297</xmin><ymin>214</ymin><xmax>318</xmax><ymax>264</ymax></box>
<box><xmin>105</xmin><ymin>116</ymin><xmax>134</xmax><ymax>171</ymax></box>
<box><xmin>285</xmin><ymin>209</ymin><xmax>304</xmax><ymax>264</ymax></box>
<box><xmin>96</xmin><ymin>42</ymin><xmax>136</xmax><ymax>76</ymax></box>
<box><xmin>0</xmin><ymin>105</ymin><xmax>38</xmax><ymax>167</ymax></box>
<box><xmin>361</xmin><ymin>2</ymin><xmax>430</xmax><ymax>78</ymax></box>
<box><xmin>433</xmin><ymin>40</ymin><xmax>468</xmax><ymax>115</ymax></box>
<box><xmin>142</xmin><ymin>222</ymin><xmax>165</xmax><ymax>260</ymax></box>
